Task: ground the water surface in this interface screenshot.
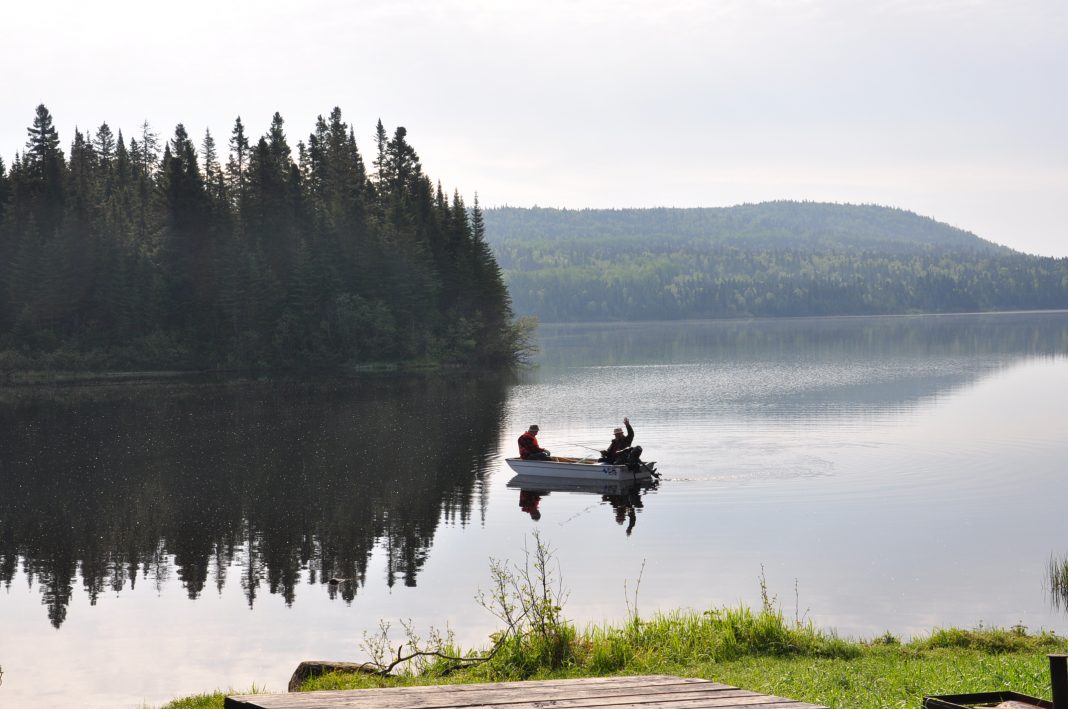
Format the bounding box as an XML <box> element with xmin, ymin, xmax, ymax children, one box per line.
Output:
<box><xmin>1</xmin><ymin>311</ymin><xmax>1067</xmax><ymax>707</ymax></box>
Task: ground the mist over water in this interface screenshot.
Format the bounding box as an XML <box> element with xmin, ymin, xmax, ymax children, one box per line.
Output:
<box><xmin>2</xmin><ymin>311</ymin><xmax>1068</xmax><ymax>708</ymax></box>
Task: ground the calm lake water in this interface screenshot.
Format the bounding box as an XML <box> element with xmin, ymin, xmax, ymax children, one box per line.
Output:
<box><xmin>2</xmin><ymin>311</ymin><xmax>1068</xmax><ymax>708</ymax></box>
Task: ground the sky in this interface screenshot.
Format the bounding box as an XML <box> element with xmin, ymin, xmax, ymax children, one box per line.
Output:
<box><xmin>2</xmin><ymin>0</ymin><xmax>1065</xmax><ymax>256</ymax></box>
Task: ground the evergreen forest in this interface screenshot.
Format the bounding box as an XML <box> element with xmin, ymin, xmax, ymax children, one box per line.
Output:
<box><xmin>0</xmin><ymin>105</ymin><xmax>520</xmax><ymax>372</ymax></box>
<box><xmin>484</xmin><ymin>204</ymin><xmax>1068</xmax><ymax>322</ymax></box>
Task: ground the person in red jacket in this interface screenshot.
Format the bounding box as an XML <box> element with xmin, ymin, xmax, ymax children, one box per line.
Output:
<box><xmin>518</xmin><ymin>424</ymin><xmax>550</xmax><ymax>460</ymax></box>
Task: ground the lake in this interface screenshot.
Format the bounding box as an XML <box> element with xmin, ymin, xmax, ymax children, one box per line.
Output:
<box><xmin>2</xmin><ymin>311</ymin><xmax>1068</xmax><ymax>708</ymax></box>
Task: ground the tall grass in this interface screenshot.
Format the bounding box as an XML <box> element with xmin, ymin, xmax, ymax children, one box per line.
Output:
<box><xmin>1049</xmin><ymin>553</ymin><xmax>1068</xmax><ymax>612</ymax></box>
<box><xmin>154</xmin><ymin>540</ymin><xmax>1068</xmax><ymax>708</ymax></box>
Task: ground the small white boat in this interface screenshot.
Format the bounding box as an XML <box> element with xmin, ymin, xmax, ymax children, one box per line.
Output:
<box><xmin>504</xmin><ymin>455</ymin><xmax>656</xmax><ymax>481</ymax></box>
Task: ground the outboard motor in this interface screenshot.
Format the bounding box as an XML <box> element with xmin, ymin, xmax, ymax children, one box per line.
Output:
<box><xmin>624</xmin><ymin>446</ymin><xmax>643</xmax><ymax>473</ymax></box>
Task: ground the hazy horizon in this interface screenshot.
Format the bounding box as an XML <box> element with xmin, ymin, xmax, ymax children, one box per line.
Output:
<box><xmin>3</xmin><ymin>0</ymin><xmax>1065</xmax><ymax>257</ymax></box>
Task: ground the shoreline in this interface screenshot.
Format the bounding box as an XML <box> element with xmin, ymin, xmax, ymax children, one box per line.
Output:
<box><xmin>153</xmin><ymin>609</ymin><xmax>1068</xmax><ymax>709</ymax></box>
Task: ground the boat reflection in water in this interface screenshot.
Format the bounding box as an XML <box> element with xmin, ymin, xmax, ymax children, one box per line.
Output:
<box><xmin>506</xmin><ymin>475</ymin><xmax>658</xmax><ymax>535</ymax></box>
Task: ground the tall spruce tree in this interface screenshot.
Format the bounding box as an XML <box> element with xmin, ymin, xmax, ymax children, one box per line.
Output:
<box><xmin>0</xmin><ymin>157</ymin><xmax>10</xmax><ymax>228</ymax></box>
<box><xmin>159</xmin><ymin>124</ymin><xmax>214</xmax><ymax>337</ymax></box>
<box><xmin>226</xmin><ymin>116</ymin><xmax>250</xmax><ymax>220</ymax></box>
<box><xmin>68</xmin><ymin>128</ymin><xmax>96</xmax><ymax>220</ymax></box>
<box><xmin>93</xmin><ymin>123</ymin><xmax>116</xmax><ymax>170</ymax></box>
<box><xmin>129</xmin><ymin>120</ymin><xmax>160</xmax><ymax>245</ymax></box>
<box><xmin>201</xmin><ymin>128</ymin><xmax>227</xmax><ymax>207</ymax></box>
<box><xmin>372</xmin><ymin>118</ymin><xmax>389</xmax><ymax>187</ymax></box>
<box><xmin>22</xmin><ymin>104</ymin><xmax>66</xmax><ymax>238</ymax></box>
<box><xmin>134</xmin><ymin>120</ymin><xmax>159</xmax><ymax>177</ymax></box>
<box><xmin>106</xmin><ymin>131</ymin><xmax>134</xmax><ymax>243</ymax></box>
<box><xmin>245</xmin><ymin>121</ymin><xmax>295</xmax><ymax>286</ymax></box>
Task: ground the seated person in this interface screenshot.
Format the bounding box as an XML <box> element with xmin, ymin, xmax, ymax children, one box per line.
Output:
<box><xmin>600</xmin><ymin>416</ymin><xmax>634</xmax><ymax>463</ymax></box>
<box><xmin>601</xmin><ymin>416</ymin><xmax>643</xmax><ymax>471</ymax></box>
<box><xmin>518</xmin><ymin>424</ymin><xmax>551</xmax><ymax>460</ymax></box>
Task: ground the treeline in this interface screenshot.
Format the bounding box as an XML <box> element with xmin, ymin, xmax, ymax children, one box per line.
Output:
<box><xmin>0</xmin><ymin>105</ymin><xmax>520</xmax><ymax>371</ymax></box>
<box><xmin>484</xmin><ymin>204</ymin><xmax>1068</xmax><ymax>322</ymax></box>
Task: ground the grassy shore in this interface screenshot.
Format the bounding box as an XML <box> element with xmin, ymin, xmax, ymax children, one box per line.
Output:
<box><xmin>156</xmin><ymin>538</ymin><xmax>1066</xmax><ymax>708</ymax></box>
<box><xmin>155</xmin><ymin>607</ymin><xmax>1066</xmax><ymax>709</ymax></box>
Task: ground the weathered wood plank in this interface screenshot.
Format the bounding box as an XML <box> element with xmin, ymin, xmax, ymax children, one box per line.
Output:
<box><xmin>227</xmin><ymin>695</ymin><xmax>823</xmax><ymax>709</ymax></box>
<box><xmin>289</xmin><ymin>676</ymin><xmax>708</xmax><ymax>695</ymax></box>
<box><xmin>250</xmin><ymin>689</ymin><xmax>761</xmax><ymax>709</ymax></box>
<box><xmin>231</xmin><ymin>698</ymin><xmax>814</xmax><ymax>709</ymax></box>
<box><xmin>227</xmin><ymin>691</ymin><xmax>815</xmax><ymax>709</ymax></box>
<box><xmin>225</xmin><ymin>675</ymin><xmax>828</xmax><ymax>709</ymax></box>
<box><xmin>229</xmin><ymin>679</ymin><xmax>736</xmax><ymax>708</ymax></box>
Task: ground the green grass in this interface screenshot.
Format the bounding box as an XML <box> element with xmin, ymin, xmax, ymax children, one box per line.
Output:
<box><xmin>703</xmin><ymin>648</ymin><xmax>1056</xmax><ymax>709</ymax></box>
<box><xmin>152</xmin><ymin>691</ymin><xmax>230</xmax><ymax>709</ymax></box>
<box><xmin>152</xmin><ymin>685</ymin><xmax>266</xmax><ymax>709</ymax></box>
<box><xmin>155</xmin><ymin>608</ymin><xmax>1067</xmax><ymax>709</ymax></box>
<box><xmin>292</xmin><ymin>610</ymin><xmax>1064</xmax><ymax>709</ymax></box>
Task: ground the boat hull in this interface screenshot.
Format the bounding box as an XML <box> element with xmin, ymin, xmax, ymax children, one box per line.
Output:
<box><xmin>504</xmin><ymin>456</ymin><xmax>654</xmax><ymax>481</ymax></box>
<box><xmin>506</xmin><ymin>474</ymin><xmax>653</xmax><ymax>496</ymax></box>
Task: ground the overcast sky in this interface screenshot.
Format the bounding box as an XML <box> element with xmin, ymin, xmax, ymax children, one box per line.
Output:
<box><xmin>2</xmin><ymin>0</ymin><xmax>1065</xmax><ymax>255</ymax></box>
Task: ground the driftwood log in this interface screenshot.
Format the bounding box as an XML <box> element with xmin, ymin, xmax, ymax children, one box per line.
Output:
<box><xmin>288</xmin><ymin>660</ymin><xmax>379</xmax><ymax>692</ymax></box>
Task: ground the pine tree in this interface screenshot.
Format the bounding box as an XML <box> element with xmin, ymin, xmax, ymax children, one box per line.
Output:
<box><xmin>468</xmin><ymin>192</ymin><xmax>514</xmax><ymax>362</ymax></box>
<box><xmin>325</xmin><ymin>110</ymin><xmax>368</xmax><ymax>284</ymax></box>
<box><xmin>252</xmin><ymin>115</ymin><xmax>299</xmax><ymax>280</ymax></box>
<box><xmin>373</xmin><ymin>118</ymin><xmax>388</xmax><ymax>187</ymax></box>
<box><xmin>129</xmin><ymin>120</ymin><xmax>159</xmax><ymax>245</ymax></box>
<box><xmin>384</xmin><ymin>126</ymin><xmax>420</xmax><ymax>200</ymax></box>
<box><xmin>267</xmin><ymin>112</ymin><xmax>291</xmax><ymax>171</ymax></box>
<box><xmin>22</xmin><ymin>104</ymin><xmax>66</xmax><ymax>238</ymax></box>
<box><xmin>100</xmin><ymin>131</ymin><xmax>138</xmax><ymax>256</ymax></box>
<box><xmin>92</xmin><ymin>124</ymin><xmax>118</xmax><ymax>217</ymax></box>
<box><xmin>135</xmin><ymin>120</ymin><xmax>159</xmax><ymax>177</ymax></box>
<box><xmin>0</xmin><ymin>157</ymin><xmax>10</xmax><ymax>228</ymax></box>
<box><xmin>437</xmin><ymin>189</ymin><xmax>469</xmax><ymax>310</ymax></box>
<box><xmin>470</xmin><ymin>192</ymin><xmax>486</xmax><ymax>244</ymax></box>
<box><xmin>113</xmin><ymin>131</ymin><xmax>131</xmax><ymax>200</ymax></box>
<box><xmin>226</xmin><ymin>116</ymin><xmax>249</xmax><ymax>218</ymax></box>
<box><xmin>67</xmin><ymin>128</ymin><xmax>97</xmax><ymax>221</ymax></box>
<box><xmin>0</xmin><ymin>156</ymin><xmax>15</xmax><ymax>326</ymax></box>
<box><xmin>201</xmin><ymin>128</ymin><xmax>227</xmax><ymax>206</ymax></box>
<box><xmin>93</xmin><ymin>123</ymin><xmax>116</xmax><ymax>170</ymax></box>
<box><xmin>159</xmin><ymin>124</ymin><xmax>214</xmax><ymax>337</ymax></box>
<box><xmin>25</xmin><ymin>104</ymin><xmax>62</xmax><ymax>166</ymax></box>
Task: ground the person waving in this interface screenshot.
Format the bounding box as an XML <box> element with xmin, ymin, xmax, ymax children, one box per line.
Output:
<box><xmin>601</xmin><ymin>416</ymin><xmax>634</xmax><ymax>463</ymax></box>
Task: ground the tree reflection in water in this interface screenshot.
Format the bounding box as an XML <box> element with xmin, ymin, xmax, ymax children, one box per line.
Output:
<box><xmin>0</xmin><ymin>374</ymin><xmax>508</xmax><ymax>627</ymax></box>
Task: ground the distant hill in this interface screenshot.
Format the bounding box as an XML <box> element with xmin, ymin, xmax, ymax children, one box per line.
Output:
<box><xmin>483</xmin><ymin>202</ymin><xmax>1068</xmax><ymax>322</ymax></box>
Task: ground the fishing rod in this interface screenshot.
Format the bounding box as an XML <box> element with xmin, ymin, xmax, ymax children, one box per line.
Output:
<box><xmin>563</xmin><ymin>442</ymin><xmax>603</xmax><ymax>453</ymax></box>
<box><xmin>561</xmin><ymin>442</ymin><xmax>605</xmax><ymax>462</ymax></box>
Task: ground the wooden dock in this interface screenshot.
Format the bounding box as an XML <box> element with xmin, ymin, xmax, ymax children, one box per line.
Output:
<box><xmin>224</xmin><ymin>674</ymin><xmax>829</xmax><ymax>709</ymax></box>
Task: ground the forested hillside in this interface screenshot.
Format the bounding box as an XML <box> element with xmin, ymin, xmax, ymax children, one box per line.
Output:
<box><xmin>484</xmin><ymin>204</ymin><xmax>1068</xmax><ymax>322</ymax></box>
<box><xmin>0</xmin><ymin>105</ymin><xmax>520</xmax><ymax>371</ymax></box>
